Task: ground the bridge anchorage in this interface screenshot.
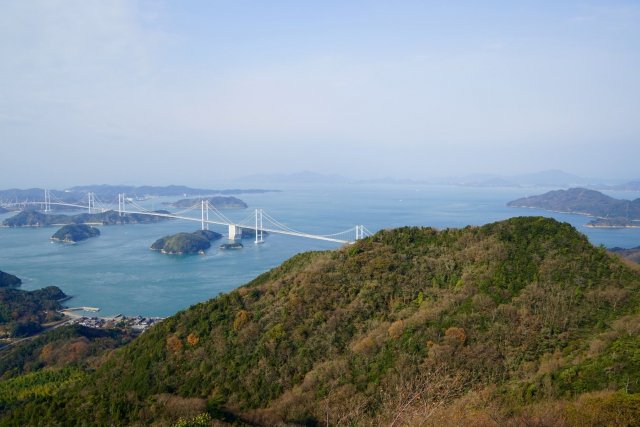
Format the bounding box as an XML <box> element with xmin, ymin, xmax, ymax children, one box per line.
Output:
<box><xmin>0</xmin><ymin>190</ymin><xmax>372</xmax><ymax>245</ymax></box>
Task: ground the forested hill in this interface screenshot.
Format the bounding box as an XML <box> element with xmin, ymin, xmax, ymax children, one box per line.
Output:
<box><xmin>3</xmin><ymin>217</ymin><xmax>640</xmax><ymax>426</ymax></box>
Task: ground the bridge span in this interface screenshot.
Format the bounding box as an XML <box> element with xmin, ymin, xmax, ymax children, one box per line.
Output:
<box><xmin>1</xmin><ymin>190</ymin><xmax>372</xmax><ymax>244</ymax></box>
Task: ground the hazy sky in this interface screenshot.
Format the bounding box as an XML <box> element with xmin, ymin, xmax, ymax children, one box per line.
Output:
<box><xmin>1</xmin><ymin>1</ymin><xmax>639</xmax><ymax>187</ymax></box>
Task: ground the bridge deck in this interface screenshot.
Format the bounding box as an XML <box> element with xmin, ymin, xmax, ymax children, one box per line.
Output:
<box><xmin>124</xmin><ymin>210</ymin><xmax>352</xmax><ymax>244</ymax></box>
<box><xmin>0</xmin><ymin>200</ymin><xmax>357</xmax><ymax>244</ymax></box>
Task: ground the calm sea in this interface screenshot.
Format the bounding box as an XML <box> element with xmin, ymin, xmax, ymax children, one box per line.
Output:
<box><xmin>1</xmin><ymin>184</ymin><xmax>639</xmax><ymax>317</ymax></box>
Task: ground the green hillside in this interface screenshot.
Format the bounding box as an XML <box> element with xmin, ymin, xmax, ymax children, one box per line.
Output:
<box><xmin>0</xmin><ymin>325</ymin><xmax>133</xmax><ymax>380</ymax></box>
<box><xmin>2</xmin><ymin>217</ymin><xmax>640</xmax><ymax>426</ymax></box>
<box><xmin>0</xmin><ymin>286</ymin><xmax>66</xmax><ymax>338</ymax></box>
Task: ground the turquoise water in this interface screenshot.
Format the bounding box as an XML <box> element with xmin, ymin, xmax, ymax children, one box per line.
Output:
<box><xmin>1</xmin><ymin>184</ymin><xmax>639</xmax><ymax>317</ymax></box>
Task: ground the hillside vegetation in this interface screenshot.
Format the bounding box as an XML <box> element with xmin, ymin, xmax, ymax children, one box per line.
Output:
<box><xmin>2</xmin><ymin>217</ymin><xmax>640</xmax><ymax>426</ymax></box>
<box><xmin>0</xmin><ymin>286</ymin><xmax>66</xmax><ymax>338</ymax></box>
<box><xmin>0</xmin><ymin>325</ymin><xmax>134</xmax><ymax>381</ymax></box>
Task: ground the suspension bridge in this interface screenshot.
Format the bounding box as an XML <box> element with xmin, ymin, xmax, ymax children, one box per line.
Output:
<box><xmin>1</xmin><ymin>190</ymin><xmax>373</xmax><ymax>244</ymax></box>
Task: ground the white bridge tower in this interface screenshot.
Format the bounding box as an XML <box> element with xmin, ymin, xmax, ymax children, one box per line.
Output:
<box><xmin>87</xmin><ymin>192</ymin><xmax>95</xmax><ymax>214</ymax></box>
<box><xmin>43</xmin><ymin>189</ymin><xmax>52</xmax><ymax>212</ymax></box>
<box><xmin>255</xmin><ymin>208</ymin><xmax>264</xmax><ymax>244</ymax></box>
<box><xmin>201</xmin><ymin>200</ymin><xmax>210</xmax><ymax>230</ymax></box>
<box><xmin>117</xmin><ymin>194</ymin><xmax>126</xmax><ymax>216</ymax></box>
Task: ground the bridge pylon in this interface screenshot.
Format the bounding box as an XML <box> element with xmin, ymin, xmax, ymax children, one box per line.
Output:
<box><xmin>201</xmin><ymin>200</ymin><xmax>210</xmax><ymax>230</ymax></box>
<box><xmin>228</xmin><ymin>224</ymin><xmax>242</xmax><ymax>240</ymax></box>
<box><xmin>255</xmin><ymin>209</ymin><xmax>264</xmax><ymax>244</ymax></box>
<box><xmin>205</xmin><ymin>201</ymin><xmax>209</xmax><ymax>230</ymax></box>
<box><xmin>117</xmin><ymin>194</ymin><xmax>126</xmax><ymax>216</ymax></box>
<box><xmin>87</xmin><ymin>192</ymin><xmax>95</xmax><ymax>214</ymax></box>
<box><xmin>43</xmin><ymin>189</ymin><xmax>51</xmax><ymax>212</ymax></box>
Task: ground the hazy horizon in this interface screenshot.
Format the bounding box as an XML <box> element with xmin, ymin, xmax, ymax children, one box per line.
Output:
<box><xmin>1</xmin><ymin>1</ymin><xmax>639</xmax><ymax>188</ymax></box>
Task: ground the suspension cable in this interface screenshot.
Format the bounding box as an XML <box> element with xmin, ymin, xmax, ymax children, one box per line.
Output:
<box><xmin>206</xmin><ymin>201</ymin><xmax>234</xmax><ymax>224</ymax></box>
<box><xmin>170</xmin><ymin>202</ymin><xmax>204</xmax><ymax>215</ymax></box>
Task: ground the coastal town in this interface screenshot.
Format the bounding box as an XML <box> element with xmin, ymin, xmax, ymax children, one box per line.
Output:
<box><xmin>0</xmin><ymin>307</ymin><xmax>164</xmax><ymax>350</ymax></box>
<box><xmin>67</xmin><ymin>314</ymin><xmax>164</xmax><ymax>332</ymax></box>
<box><xmin>62</xmin><ymin>308</ymin><xmax>164</xmax><ymax>332</ymax></box>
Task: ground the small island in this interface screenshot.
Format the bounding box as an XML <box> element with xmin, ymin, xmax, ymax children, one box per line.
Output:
<box><xmin>220</xmin><ymin>242</ymin><xmax>243</xmax><ymax>250</ymax></box>
<box><xmin>51</xmin><ymin>224</ymin><xmax>101</xmax><ymax>243</ymax></box>
<box><xmin>169</xmin><ymin>196</ymin><xmax>248</xmax><ymax>209</ymax></box>
<box><xmin>150</xmin><ymin>229</ymin><xmax>222</xmax><ymax>255</ymax></box>
<box><xmin>508</xmin><ymin>187</ymin><xmax>640</xmax><ymax>228</ymax></box>
<box><xmin>0</xmin><ymin>270</ymin><xmax>22</xmax><ymax>287</ymax></box>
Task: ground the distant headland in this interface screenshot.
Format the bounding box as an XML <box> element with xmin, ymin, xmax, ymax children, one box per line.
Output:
<box><xmin>0</xmin><ymin>269</ymin><xmax>68</xmax><ymax>339</ymax></box>
<box><xmin>0</xmin><ymin>270</ymin><xmax>22</xmax><ymax>287</ymax></box>
<box><xmin>0</xmin><ymin>185</ymin><xmax>279</xmax><ymax>206</ymax></box>
<box><xmin>508</xmin><ymin>187</ymin><xmax>640</xmax><ymax>228</ymax></box>
<box><xmin>2</xmin><ymin>209</ymin><xmax>174</xmax><ymax>227</ymax></box>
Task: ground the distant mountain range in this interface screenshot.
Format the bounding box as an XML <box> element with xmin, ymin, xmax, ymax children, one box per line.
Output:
<box><xmin>235</xmin><ymin>170</ymin><xmax>353</xmax><ymax>185</ymax></box>
<box><xmin>430</xmin><ymin>169</ymin><xmax>637</xmax><ymax>189</ymax></box>
<box><xmin>607</xmin><ymin>180</ymin><xmax>640</xmax><ymax>191</ymax></box>
<box><xmin>0</xmin><ymin>185</ymin><xmax>278</xmax><ymax>205</ymax></box>
<box><xmin>1</xmin><ymin>172</ymin><xmax>638</xmax><ymax>202</ymax></box>
<box><xmin>235</xmin><ymin>169</ymin><xmax>640</xmax><ymax>190</ymax></box>
<box><xmin>67</xmin><ymin>185</ymin><xmax>278</xmax><ymax>198</ymax></box>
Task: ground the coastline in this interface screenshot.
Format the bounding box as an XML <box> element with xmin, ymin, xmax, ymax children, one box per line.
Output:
<box><xmin>1</xmin><ymin>222</ymin><xmax>104</xmax><ymax>228</ymax></box>
<box><xmin>508</xmin><ymin>204</ymin><xmax>601</xmax><ymax>218</ymax></box>
<box><xmin>585</xmin><ymin>224</ymin><xmax>640</xmax><ymax>229</ymax></box>
<box><xmin>60</xmin><ymin>308</ymin><xmax>164</xmax><ymax>332</ymax></box>
<box><xmin>509</xmin><ymin>205</ymin><xmax>640</xmax><ymax>228</ymax></box>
